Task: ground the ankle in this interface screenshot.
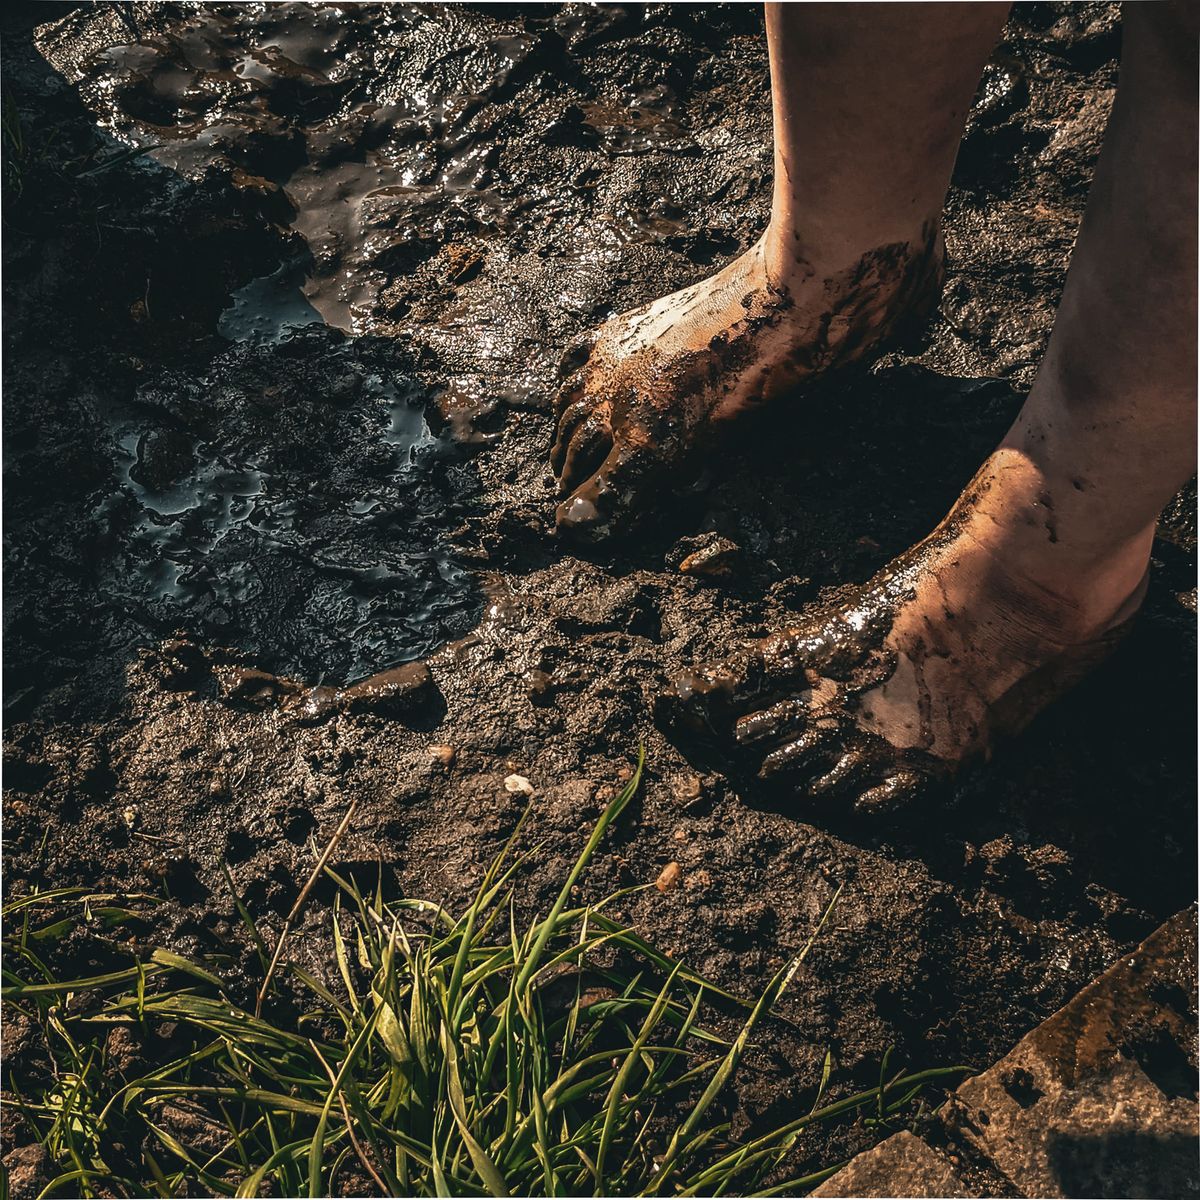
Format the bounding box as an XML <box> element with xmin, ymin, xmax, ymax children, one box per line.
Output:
<box><xmin>951</xmin><ymin>451</ymin><xmax>1153</xmax><ymax>636</ymax></box>
<box><xmin>762</xmin><ymin>213</ymin><xmax>944</xmax><ymax>295</ymax></box>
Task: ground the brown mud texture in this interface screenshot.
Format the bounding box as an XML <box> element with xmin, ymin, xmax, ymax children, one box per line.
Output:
<box><xmin>3</xmin><ymin>1</ymin><xmax>1196</xmax><ymax>1193</ymax></box>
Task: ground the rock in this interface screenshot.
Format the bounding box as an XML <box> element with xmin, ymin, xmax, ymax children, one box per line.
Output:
<box><xmin>428</xmin><ymin>744</ymin><xmax>456</xmax><ymax>767</ymax></box>
<box><xmin>504</xmin><ymin>773</ymin><xmax>534</xmax><ymax>797</ymax></box>
<box><xmin>949</xmin><ymin>1058</ymin><xmax>1197</xmax><ymax>1199</ymax></box>
<box><xmin>444</xmin><ymin>241</ymin><xmax>484</xmax><ymax>284</ymax></box>
<box><xmin>656</xmin><ymin>862</ymin><xmax>681</xmax><ymax>893</ymax></box>
<box><xmin>812</xmin><ymin>909</ymin><xmax>1199</xmax><ymax>1200</ymax></box>
<box><xmin>810</xmin><ymin>1131</ymin><xmax>975</xmax><ymax>1198</ymax></box>
<box><xmin>943</xmin><ymin>908</ymin><xmax>1199</xmax><ymax>1199</ymax></box>
<box><xmin>2</xmin><ymin>1144</ymin><xmax>52</xmax><ymax>1200</ymax></box>
<box><xmin>675</xmin><ymin>534</ymin><xmax>742</xmax><ymax>580</ymax></box>
<box><xmin>672</xmin><ymin>774</ymin><xmax>703</xmax><ymax>805</ymax></box>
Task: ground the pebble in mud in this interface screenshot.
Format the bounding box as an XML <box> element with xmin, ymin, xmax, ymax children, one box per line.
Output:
<box><xmin>656</xmin><ymin>861</ymin><xmax>682</xmax><ymax>893</ymax></box>
<box><xmin>672</xmin><ymin>774</ymin><xmax>704</xmax><ymax>805</ymax></box>
<box><xmin>428</xmin><ymin>744</ymin><xmax>457</xmax><ymax>768</ymax></box>
<box><xmin>675</xmin><ymin>534</ymin><xmax>743</xmax><ymax>580</ymax></box>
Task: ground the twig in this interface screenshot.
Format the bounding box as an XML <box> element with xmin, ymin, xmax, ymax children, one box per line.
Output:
<box><xmin>132</xmin><ymin>831</ymin><xmax>181</xmax><ymax>846</ymax></box>
<box><xmin>256</xmin><ymin>798</ymin><xmax>358</xmax><ymax>1016</ymax></box>
<box><xmin>311</xmin><ymin>1038</ymin><xmax>390</xmax><ymax>1196</ymax></box>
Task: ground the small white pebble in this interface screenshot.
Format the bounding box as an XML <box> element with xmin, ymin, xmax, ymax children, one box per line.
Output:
<box><xmin>504</xmin><ymin>773</ymin><xmax>534</xmax><ymax>797</ymax></box>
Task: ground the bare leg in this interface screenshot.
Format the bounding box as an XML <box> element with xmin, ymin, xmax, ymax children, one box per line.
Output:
<box><xmin>762</xmin><ymin>3</ymin><xmax>1009</xmax><ymax>281</ymax></box>
<box><xmin>668</xmin><ymin>2</ymin><xmax>1198</xmax><ymax>813</ymax></box>
<box><xmin>552</xmin><ymin>3</ymin><xmax>1008</xmax><ymax>539</ymax></box>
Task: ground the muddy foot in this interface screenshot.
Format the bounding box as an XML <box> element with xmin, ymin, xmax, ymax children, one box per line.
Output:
<box><xmin>658</xmin><ymin>453</ymin><xmax>1150</xmax><ymax>814</ymax></box>
<box><xmin>551</xmin><ymin>227</ymin><xmax>942</xmax><ymax>539</ymax></box>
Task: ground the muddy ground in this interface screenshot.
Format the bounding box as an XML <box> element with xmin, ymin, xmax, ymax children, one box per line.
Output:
<box><xmin>3</xmin><ymin>1</ymin><xmax>1196</xmax><ymax>1192</ymax></box>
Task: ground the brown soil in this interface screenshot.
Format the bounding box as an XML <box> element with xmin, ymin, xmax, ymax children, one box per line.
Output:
<box><xmin>3</xmin><ymin>1</ymin><xmax>1196</xmax><ymax>1192</ymax></box>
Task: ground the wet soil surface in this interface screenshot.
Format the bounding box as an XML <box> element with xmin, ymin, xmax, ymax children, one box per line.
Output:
<box><xmin>3</xmin><ymin>0</ymin><xmax>1196</xmax><ymax>1188</ymax></box>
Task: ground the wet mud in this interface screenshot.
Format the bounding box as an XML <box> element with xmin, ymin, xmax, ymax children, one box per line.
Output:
<box><xmin>3</xmin><ymin>1</ymin><xmax>1196</xmax><ymax>1190</ymax></box>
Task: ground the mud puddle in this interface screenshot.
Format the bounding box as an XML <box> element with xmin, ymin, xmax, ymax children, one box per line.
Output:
<box><xmin>95</xmin><ymin>336</ymin><xmax>472</xmax><ymax>684</ymax></box>
<box><xmin>3</xmin><ymin>2</ymin><xmax>1196</xmax><ymax>1193</ymax></box>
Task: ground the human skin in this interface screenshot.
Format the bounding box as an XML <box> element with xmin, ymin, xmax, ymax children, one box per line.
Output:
<box><xmin>558</xmin><ymin>3</ymin><xmax>1198</xmax><ymax>808</ymax></box>
<box><xmin>552</xmin><ymin>3</ymin><xmax>1009</xmax><ymax>539</ymax></box>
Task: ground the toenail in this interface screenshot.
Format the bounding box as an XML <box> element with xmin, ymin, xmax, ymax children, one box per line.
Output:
<box><xmin>558</xmin><ymin>496</ymin><xmax>599</xmax><ymax>526</ymax></box>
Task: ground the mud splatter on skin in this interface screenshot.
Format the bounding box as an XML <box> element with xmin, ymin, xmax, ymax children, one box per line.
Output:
<box><xmin>551</xmin><ymin>223</ymin><xmax>943</xmax><ymax>540</ymax></box>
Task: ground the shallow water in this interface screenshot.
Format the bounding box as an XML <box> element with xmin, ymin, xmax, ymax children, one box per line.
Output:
<box><xmin>81</xmin><ymin>3</ymin><xmax>550</xmax><ymax>333</ymax></box>
<box><xmin>89</xmin><ymin>339</ymin><xmax>475</xmax><ymax>683</ymax></box>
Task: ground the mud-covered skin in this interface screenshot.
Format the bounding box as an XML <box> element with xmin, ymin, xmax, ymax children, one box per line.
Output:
<box><xmin>551</xmin><ymin>227</ymin><xmax>945</xmax><ymax>539</ymax></box>
<box><xmin>662</xmin><ymin>468</ymin><xmax>1145</xmax><ymax>815</ymax></box>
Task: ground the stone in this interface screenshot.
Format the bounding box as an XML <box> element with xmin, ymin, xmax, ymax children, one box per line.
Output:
<box><xmin>812</xmin><ymin>909</ymin><xmax>1199</xmax><ymax>1200</ymax></box>
<box><xmin>2</xmin><ymin>1144</ymin><xmax>52</xmax><ymax>1200</ymax></box>
<box><xmin>678</xmin><ymin>535</ymin><xmax>741</xmax><ymax>579</ymax></box>
<box><xmin>428</xmin><ymin>744</ymin><xmax>456</xmax><ymax>767</ymax></box>
<box><xmin>655</xmin><ymin>862</ymin><xmax>681</xmax><ymax>893</ymax></box>
<box><xmin>667</xmin><ymin>531</ymin><xmax>742</xmax><ymax>578</ymax></box>
<box><xmin>944</xmin><ymin>908</ymin><xmax>1198</xmax><ymax>1199</ymax></box>
<box><xmin>950</xmin><ymin>1057</ymin><xmax>1197</xmax><ymax>1199</ymax></box>
<box><xmin>810</xmin><ymin>1131</ymin><xmax>975</xmax><ymax>1198</ymax></box>
<box><xmin>672</xmin><ymin>774</ymin><xmax>703</xmax><ymax>805</ymax></box>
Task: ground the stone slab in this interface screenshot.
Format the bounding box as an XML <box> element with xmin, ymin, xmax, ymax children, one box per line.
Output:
<box><xmin>812</xmin><ymin>909</ymin><xmax>1198</xmax><ymax>1198</ymax></box>
<box><xmin>944</xmin><ymin>907</ymin><xmax>1198</xmax><ymax>1198</ymax></box>
<box><xmin>811</xmin><ymin>1130</ymin><xmax>977</xmax><ymax>1198</ymax></box>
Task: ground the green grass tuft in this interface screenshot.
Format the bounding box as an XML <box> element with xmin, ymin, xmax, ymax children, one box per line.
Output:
<box><xmin>2</xmin><ymin>753</ymin><xmax>966</xmax><ymax>1197</ymax></box>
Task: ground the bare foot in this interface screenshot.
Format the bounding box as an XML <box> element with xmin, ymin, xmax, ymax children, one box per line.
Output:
<box><xmin>659</xmin><ymin>449</ymin><xmax>1152</xmax><ymax>814</ymax></box>
<box><xmin>551</xmin><ymin>225</ymin><xmax>942</xmax><ymax>539</ymax></box>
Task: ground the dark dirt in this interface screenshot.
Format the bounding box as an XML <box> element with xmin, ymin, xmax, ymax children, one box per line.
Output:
<box><xmin>3</xmin><ymin>1</ymin><xmax>1196</xmax><ymax>1192</ymax></box>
